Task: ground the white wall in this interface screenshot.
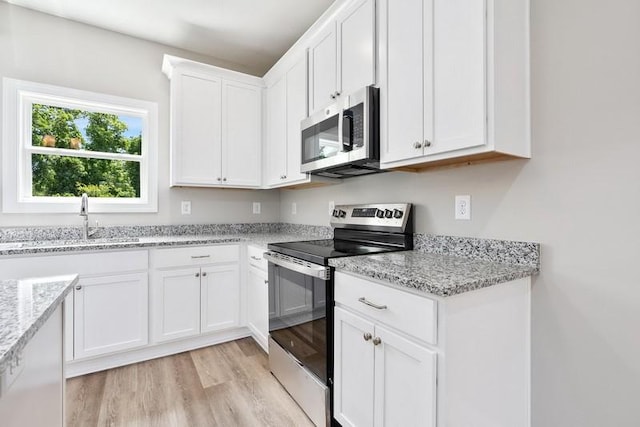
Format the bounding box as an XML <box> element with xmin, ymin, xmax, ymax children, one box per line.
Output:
<box><xmin>0</xmin><ymin>3</ymin><xmax>280</xmax><ymax>227</ymax></box>
<box><xmin>280</xmin><ymin>0</ymin><xmax>640</xmax><ymax>425</ymax></box>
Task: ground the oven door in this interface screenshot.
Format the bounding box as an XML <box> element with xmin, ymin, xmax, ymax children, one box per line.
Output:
<box><xmin>264</xmin><ymin>251</ymin><xmax>331</xmax><ymax>384</ymax></box>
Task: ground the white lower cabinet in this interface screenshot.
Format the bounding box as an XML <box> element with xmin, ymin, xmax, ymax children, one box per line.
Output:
<box><xmin>0</xmin><ymin>305</ymin><xmax>63</xmax><ymax>427</ymax></box>
<box><xmin>151</xmin><ymin>268</ymin><xmax>201</xmax><ymax>343</ymax></box>
<box><xmin>334</xmin><ymin>307</ymin><xmax>436</xmax><ymax>427</ymax></box>
<box><xmin>201</xmin><ymin>264</ymin><xmax>240</xmax><ymax>333</ymax></box>
<box><xmin>150</xmin><ymin>245</ymin><xmax>241</xmax><ymax>344</ymax></box>
<box><xmin>334</xmin><ymin>271</ymin><xmax>531</xmax><ymax>427</ymax></box>
<box><xmin>74</xmin><ymin>272</ymin><xmax>149</xmax><ymax>359</ymax></box>
<box><xmin>247</xmin><ymin>264</ymin><xmax>268</xmax><ymax>350</ymax></box>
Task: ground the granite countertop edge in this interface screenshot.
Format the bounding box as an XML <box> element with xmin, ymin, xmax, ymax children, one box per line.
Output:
<box><xmin>0</xmin><ymin>233</ymin><xmax>317</xmax><ymax>257</ymax></box>
<box><xmin>0</xmin><ymin>275</ymin><xmax>77</xmax><ymax>374</ymax></box>
<box><xmin>329</xmin><ymin>252</ymin><xmax>538</xmax><ymax>298</ymax></box>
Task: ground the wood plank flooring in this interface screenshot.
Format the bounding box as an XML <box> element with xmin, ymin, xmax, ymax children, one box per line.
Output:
<box><xmin>66</xmin><ymin>338</ymin><xmax>314</xmax><ymax>427</ymax></box>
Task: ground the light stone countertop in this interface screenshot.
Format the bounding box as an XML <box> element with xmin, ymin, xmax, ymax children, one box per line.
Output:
<box><xmin>0</xmin><ymin>232</ymin><xmax>322</xmax><ymax>257</ymax></box>
<box><xmin>329</xmin><ymin>250</ymin><xmax>538</xmax><ymax>297</ymax></box>
<box><xmin>0</xmin><ymin>274</ymin><xmax>78</xmax><ymax>374</ymax></box>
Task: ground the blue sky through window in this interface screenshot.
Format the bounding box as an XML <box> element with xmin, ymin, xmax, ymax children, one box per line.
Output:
<box><xmin>74</xmin><ymin>115</ymin><xmax>142</xmax><ymax>140</ymax></box>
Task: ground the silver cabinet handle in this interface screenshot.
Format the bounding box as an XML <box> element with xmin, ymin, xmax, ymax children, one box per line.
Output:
<box><xmin>195</xmin><ymin>272</ymin><xmax>200</xmax><ymax>278</ymax></box>
<box><xmin>363</xmin><ymin>332</ymin><xmax>372</xmax><ymax>341</ymax></box>
<box><xmin>223</xmin><ymin>177</ymin><xmax>227</xmax><ymax>182</ymax></box>
<box><xmin>283</xmin><ymin>175</ymin><xmax>287</xmax><ymax>179</ymax></box>
<box><xmin>358</xmin><ymin>297</ymin><xmax>388</xmax><ymax>310</ymax></box>
<box><xmin>250</xmin><ymin>256</ymin><xmax>262</xmax><ymax>261</ymax></box>
<box><xmin>191</xmin><ymin>255</ymin><xmax>210</xmax><ymax>259</ymax></box>
<box><xmin>264</xmin><ymin>280</ymin><xmax>269</xmax><ymax>284</ymax></box>
<box><xmin>413</xmin><ymin>141</ymin><xmax>422</xmax><ymax>149</ymax></box>
<box><xmin>372</xmin><ymin>337</ymin><xmax>382</xmax><ymax>346</ymax></box>
<box><xmin>330</xmin><ymin>93</ymin><xmax>336</xmax><ymax>99</ymax></box>
<box><xmin>202</xmin><ymin>272</ymin><xmax>207</xmax><ymax>277</ymax></box>
<box><xmin>424</xmin><ymin>139</ymin><xmax>432</xmax><ymax>147</ymax></box>
<box><xmin>335</xmin><ymin>91</ymin><xmax>341</xmax><ymax>97</ymax></box>
<box><xmin>75</xmin><ymin>285</ymin><xmax>82</xmax><ymax>290</ymax></box>
<box><xmin>217</xmin><ymin>177</ymin><xmax>221</xmax><ymax>181</ymax></box>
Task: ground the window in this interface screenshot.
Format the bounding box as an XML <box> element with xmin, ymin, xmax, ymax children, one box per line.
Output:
<box><xmin>2</xmin><ymin>78</ymin><xmax>158</xmax><ymax>213</ymax></box>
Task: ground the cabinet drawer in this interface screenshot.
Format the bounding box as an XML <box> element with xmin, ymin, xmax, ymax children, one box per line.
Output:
<box><xmin>150</xmin><ymin>245</ymin><xmax>239</xmax><ymax>269</ymax></box>
<box><xmin>247</xmin><ymin>245</ymin><xmax>268</xmax><ymax>271</ymax></box>
<box><xmin>334</xmin><ymin>271</ymin><xmax>437</xmax><ymax>345</ymax></box>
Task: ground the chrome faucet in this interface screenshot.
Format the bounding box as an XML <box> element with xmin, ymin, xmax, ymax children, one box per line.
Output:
<box><xmin>79</xmin><ymin>193</ymin><xmax>98</xmax><ymax>240</ymax></box>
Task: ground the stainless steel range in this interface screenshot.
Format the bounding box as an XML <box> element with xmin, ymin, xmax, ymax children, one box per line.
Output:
<box><xmin>264</xmin><ymin>203</ymin><xmax>414</xmax><ymax>426</ymax></box>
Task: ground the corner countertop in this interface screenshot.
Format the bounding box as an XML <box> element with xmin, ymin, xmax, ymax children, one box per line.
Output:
<box><xmin>0</xmin><ymin>274</ymin><xmax>77</xmax><ymax>374</ymax></box>
<box><xmin>329</xmin><ymin>250</ymin><xmax>538</xmax><ymax>298</ymax></box>
<box><xmin>0</xmin><ymin>232</ymin><xmax>320</xmax><ymax>257</ymax></box>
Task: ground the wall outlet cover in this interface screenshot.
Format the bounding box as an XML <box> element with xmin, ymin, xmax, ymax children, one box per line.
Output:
<box><xmin>181</xmin><ymin>200</ymin><xmax>191</xmax><ymax>215</ymax></box>
<box><xmin>455</xmin><ymin>195</ymin><xmax>471</xmax><ymax>220</ymax></box>
<box><xmin>252</xmin><ymin>202</ymin><xmax>261</xmax><ymax>214</ymax></box>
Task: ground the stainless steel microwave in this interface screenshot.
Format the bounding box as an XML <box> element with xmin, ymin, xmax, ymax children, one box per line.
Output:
<box><xmin>300</xmin><ymin>86</ymin><xmax>381</xmax><ymax>178</ymax></box>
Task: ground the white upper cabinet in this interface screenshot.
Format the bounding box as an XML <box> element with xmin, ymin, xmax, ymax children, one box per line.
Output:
<box><xmin>379</xmin><ymin>0</ymin><xmax>530</xmax><ymax>168</ymax></box>
<box><xmin>308</xmin><ymin>0</ymin><xmax>376</xmax><ymax>115</ymax></box>
<box><xmin>222</xmin><ymin>80</ymin><xmax>262</xmax><ymax>187</ymax></box>
<box><xmin>264</xmin><ymin>54</ymin><xmax>313</xmax><ymax>188</ymax></box>
<box><xmin>163</xmin><ymin>55</ymin><xmax>263</xmax><ymax>188</ymax></box>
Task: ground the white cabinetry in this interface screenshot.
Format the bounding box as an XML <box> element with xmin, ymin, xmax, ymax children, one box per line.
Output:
<box><xmin>0</xmin><ymin>250</ymin><xmax>149</xmax><ymax>363</ymax></box>
<box><xmin>308</xmin><ymin>0</ymin><xmax>376</xmax><ymax>114</ymax></box>
<box><xmin>163</xmin><ymin>55</ymin><xmax>262</xmax><ymax>188</ymax></box>
<box><xmin>246</xmin><ymin>245</ymin><xmax>269</xmax><ymax>351</ymax></box>
<box><xmin>334</xmin><ymin>271</ymin><xmax>531</xmax><ymax>427</ymax></box>
<box><xmin>0</xmin><ymin>306</ymin><xmax>63</xmax><ymax>427</ymax></box>
<box><xmin>379</xmin><ymin>0</ymin><xmax>530</xmax><ymax>169</ymax></box>
<box><xmin>150</xmin><ymin>245</ymin><xmax>240</xmax><ymax>344</ymax></box>
<box><xmin>265</xmin><ymin>55</ymin><xmax>310</xmax><ymax>187</ymax></box>
<box><xmin>74</xmin><ymin>272</ymin><xmax>148</xmax><ymax>359</ymax></box>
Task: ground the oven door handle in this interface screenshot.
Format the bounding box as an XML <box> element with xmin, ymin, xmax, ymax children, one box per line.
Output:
<box><xmin>264</xmin><ymin>252</ymin><xmax>331</xmax><ymax>280</ymax></box>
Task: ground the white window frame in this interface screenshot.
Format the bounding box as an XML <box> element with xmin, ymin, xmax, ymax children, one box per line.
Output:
<box><xmin>2</xmin><ymin>77</ymin><xmax>158</xmax><ymax>213</ymax></box>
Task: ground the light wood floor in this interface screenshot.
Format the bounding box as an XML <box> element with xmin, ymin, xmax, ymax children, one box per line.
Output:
<box><xmin>66</xmin><ymin>338</ymin><xmax>314</xmax><ymax>427</ymax></box>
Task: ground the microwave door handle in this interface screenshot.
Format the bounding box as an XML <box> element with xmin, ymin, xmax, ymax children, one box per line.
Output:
<box><xmin>342</xmin><ymin>110</ymin><xmax>354</xmax><ymax>152</ymax></box>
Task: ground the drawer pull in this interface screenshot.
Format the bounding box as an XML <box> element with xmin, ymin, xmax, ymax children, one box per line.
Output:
<box><xmin>250</xmin><ymin>256</ymin><xmax>262</xmax><ymax>261</ymax></box>
<box><xmin>358</xmin><ymin>297</ymin><xmax>388</xmax><ymax>310</ymax></box>
<box><xmin>363</xmin><ymin>332</ymin><xmax>372</xmax><ymax>341</ymax></box>
<box><xmin>372</xmin><ymin>337</ymin><xmax>382</xmax><ymax>346</ymax></box>
<box><xmin>191</xmin><ymin>255</ymin><xmax>211</xmax><ymax>259</ymax></box>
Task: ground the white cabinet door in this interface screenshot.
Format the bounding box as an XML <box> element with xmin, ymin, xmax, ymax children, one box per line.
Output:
<box><xmin>373</xmin><ymin>325</ymin><xmax>437</xmax><ymax>427</ymax></box>
<box><xmin>285</xmin><ymin>55</ymin><xmax>309</xmax><ymax>183</ymax></box>
<box><xmin>308</xmin><ymin>23</ymin><xmax>337</xmax><ymax>114</ymax></box>
<box><xmin>247</xmin><ymin>265</ymin><xmax>269</xmax><ymax>351</ymax></box>
<box><xmin>265</xmin><ymin>76</ymin><xmax>287</xmax><ymax>186</ymax></box>
<box><xmin>74</xmin><ymin>272</ymin><xmax>148</xmax><ymax>359</ymax></box>
<box><xmin>337</xmin><ymin>0</ymin><xmax>376</xmax><ymax>97</ymax></box>
<box><xmin>201</xmin><ymin>264</ymin><xmax>240</xmax><ymax>333</ymax></box>
<box><xmin>380</xmin><ymin>0</ymin><xmax>427</xmax><ymax>163</ymax></box>
<box><xmin>334</xmin><ymin>307</ymin><xmax>375</xmax><ymax>427</ymax></box>
<box><xmin>431</xmin><ymin>0</ymin><xmax>486</xmax><ymax>155</ymax></box>
<box><xmin>222</xmin><ymin>80</ymin><xmax>262</xmax><ymax>186</ymax></box>
<box><xmin>151</xmin><ymin>268</ymin><xmax>201</xmax><ymax>343</ymax></box>
<box><xmin>171</xmin><ymin>70</ymin><xmax>222</xmax><ymax>185</ymax></box>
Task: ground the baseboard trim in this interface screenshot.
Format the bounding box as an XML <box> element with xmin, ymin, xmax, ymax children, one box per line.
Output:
<box><xmin>66</xmin><ymin>327</ymin><xmax>251</xmax><ymax>378</ymax></box>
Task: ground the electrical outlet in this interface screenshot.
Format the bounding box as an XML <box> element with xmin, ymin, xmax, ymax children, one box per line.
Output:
<box><xmin>252</xmin><ymin>202</ymin><xmax>261</xmax><ymax>215</ymax></box>
<box><xmin>455</xmin><ymin>195</ymin><xmax>471</xmax><ymax>220</ymax></box>
<box><xmin>291</xmin><ymin>202</ymin><xmax>297</xmax><ymax>215</ymax></box>
<box><xmin>328</xmin><ymin>201</ymin><xmax>335</xmax><ymax>215</ymax></box>
<box><xmin>181</xmin><ymin>201</ymin><xmax>191</xmax><ymax>215</ymax></box>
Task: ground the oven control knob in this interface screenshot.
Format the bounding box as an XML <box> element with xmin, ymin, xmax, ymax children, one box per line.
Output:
<box><xmin>393</xmin><ymin>209</ymin><xmax>403</xmax><ymax>219</ymax></box>
<box><xmin>338</xmin><ymin>209</ymin><xmax>347</xmax><ymax>218</ymax></box>
<box><xmin>384</xmin><ymin>209</ymin><xmax>393</xmax><ymax>219</ymax></box>
<box><xmin>375</xmin><ymin>209</ymin><xmax>384</xmax><ymax>218</ymax></box>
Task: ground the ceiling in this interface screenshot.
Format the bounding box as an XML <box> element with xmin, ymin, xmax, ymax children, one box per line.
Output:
<box><xmin>4</xmin><ymin>0</ymin><xmax>335</xmax><ymax>76</ymax></box>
